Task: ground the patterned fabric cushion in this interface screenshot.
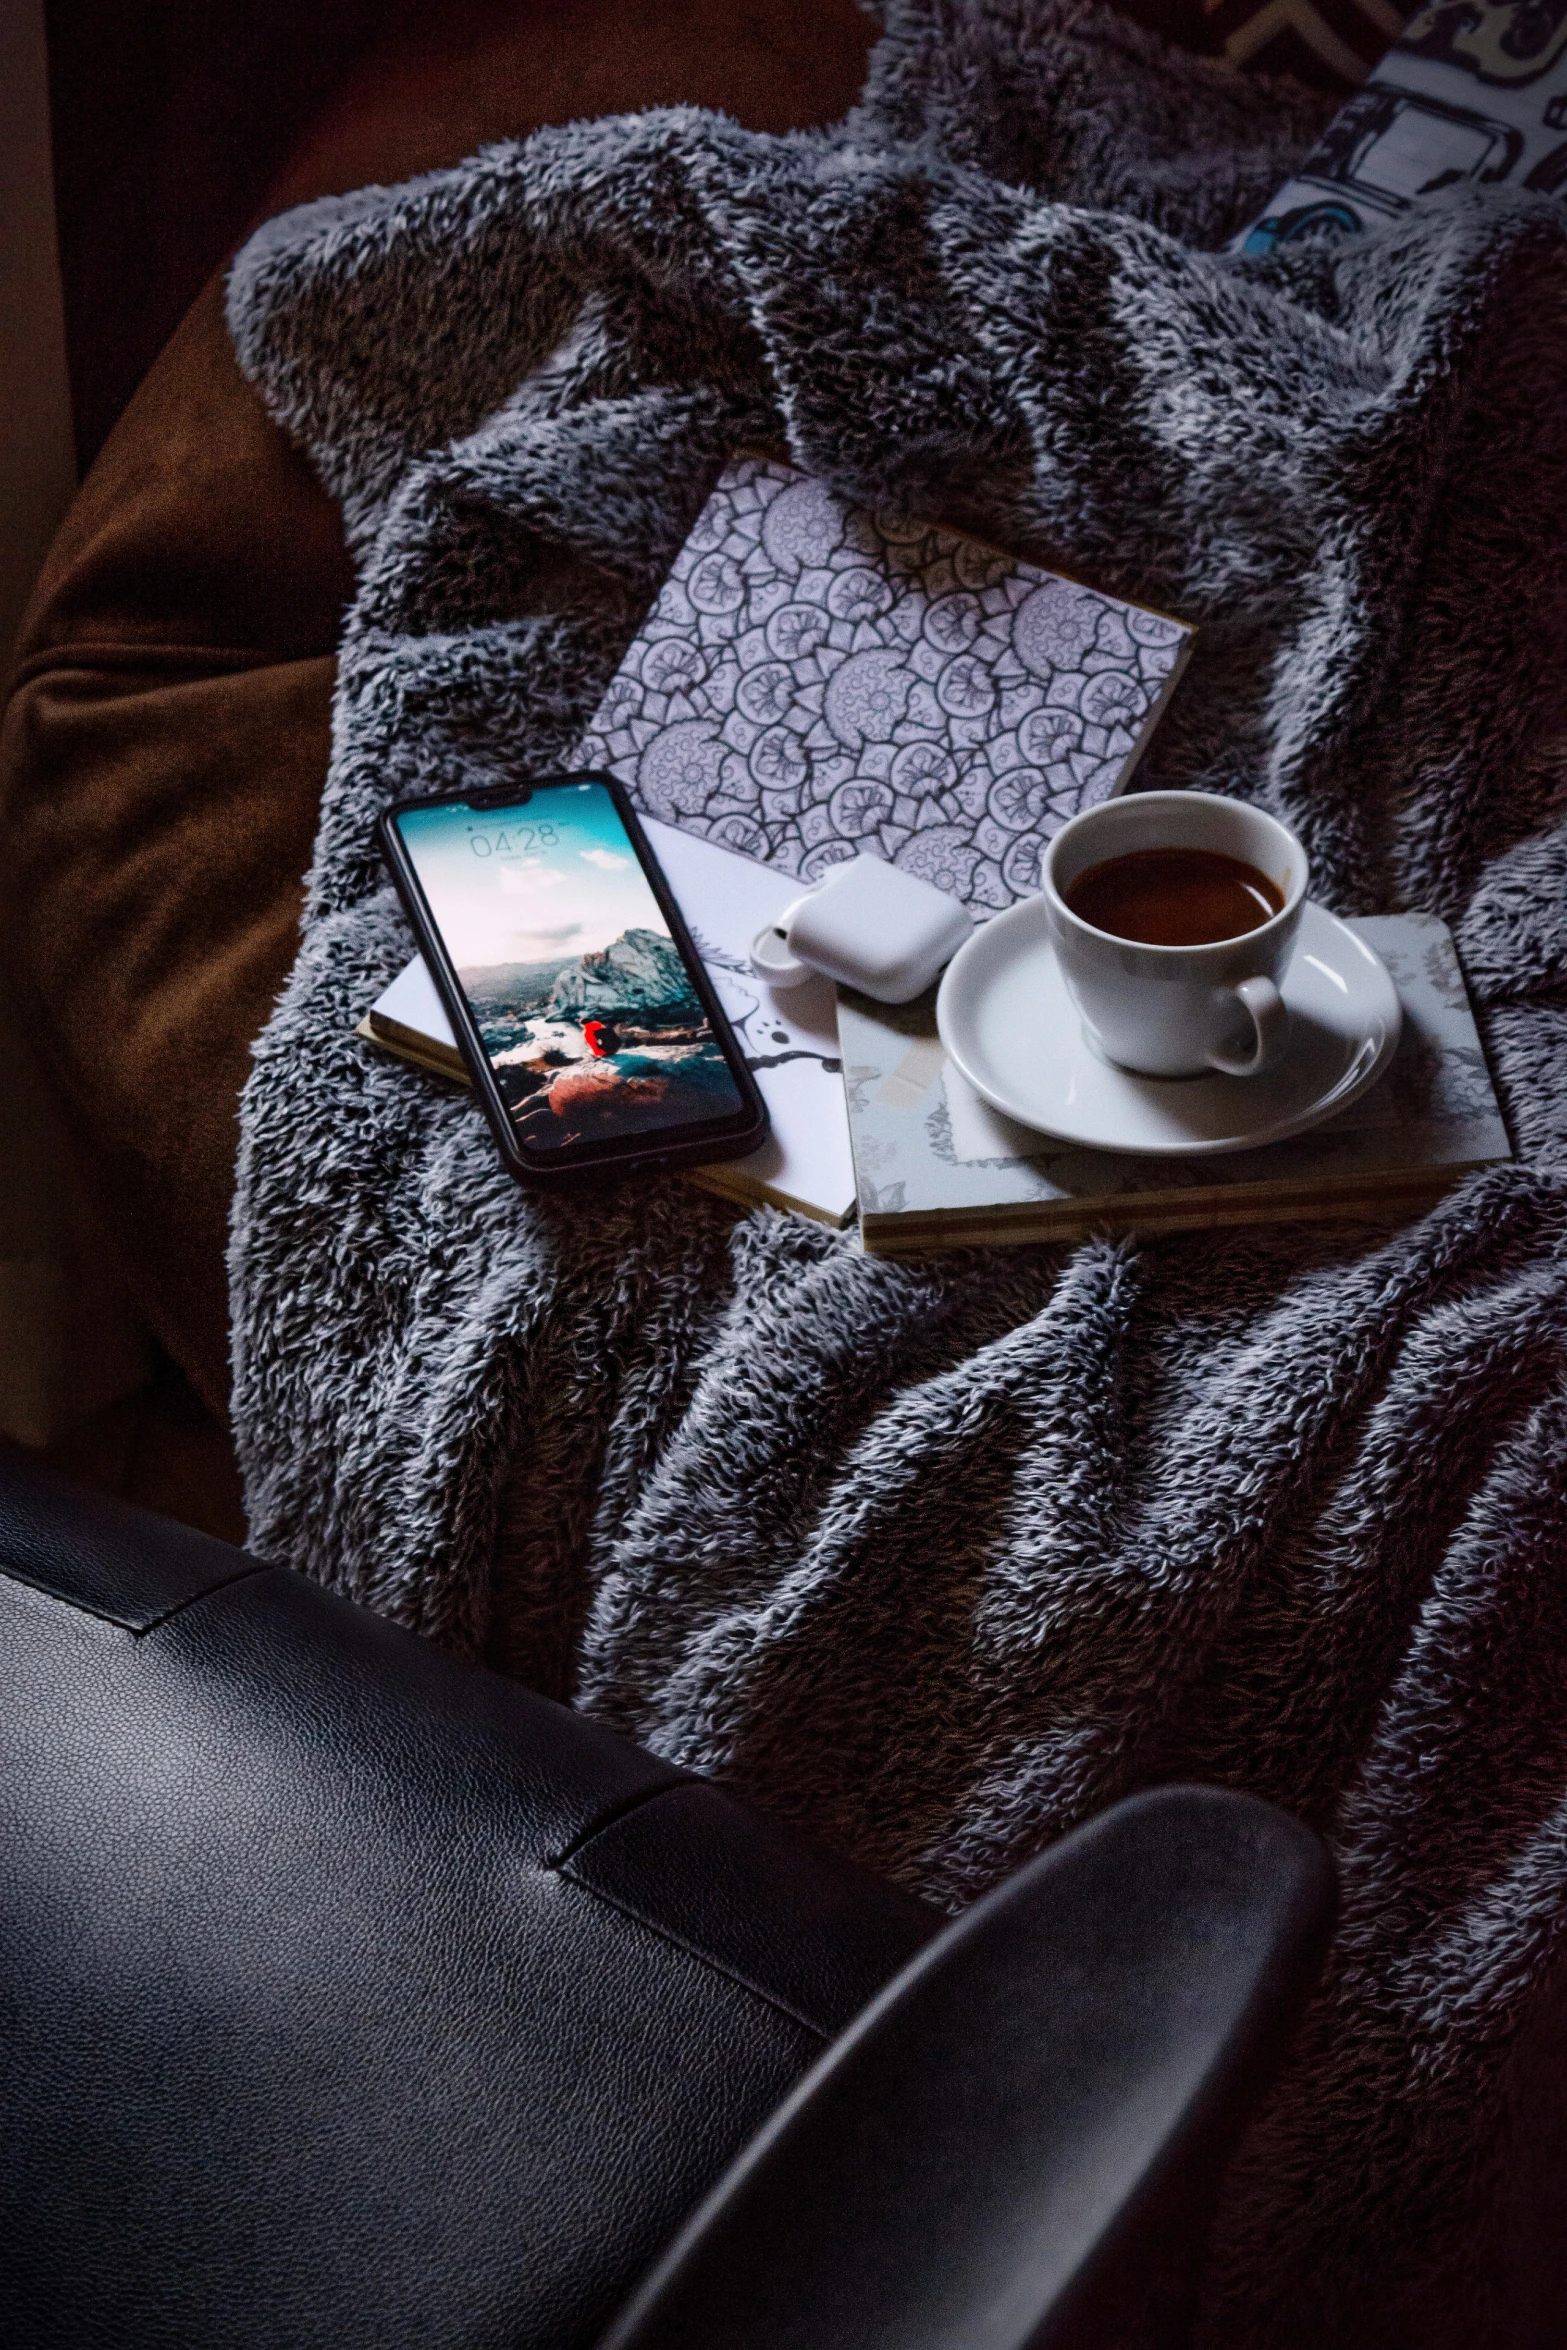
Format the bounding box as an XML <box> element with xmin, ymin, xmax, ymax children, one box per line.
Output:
<box><xmin>1118</xmin><ymin>0</ymin><xmax>1418</xmax><ymax>88</ymax></box>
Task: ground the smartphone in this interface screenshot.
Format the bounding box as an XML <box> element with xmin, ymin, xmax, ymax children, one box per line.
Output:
<box><xmin>378</xmin><ymin>773</ymin><xmax>768</xmax><ymax>1186</ymax></box>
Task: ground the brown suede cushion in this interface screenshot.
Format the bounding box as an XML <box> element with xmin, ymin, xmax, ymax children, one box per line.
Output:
<box><xmin>1</xmin><ymin>0</ymin><xmax>878</xmax><ymax>1421</ymax></box>
<box><xmin>2</xmin><ymin>279</ymin><xmax>349</xmax><ymax>1417</ymax></box>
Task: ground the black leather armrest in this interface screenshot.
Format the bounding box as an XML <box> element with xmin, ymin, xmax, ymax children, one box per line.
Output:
<box><xmin>0</xmin><ymin>1449</ymin><xmax>936</xmax><ymax>2350</ymax></box>
<box><xmin>0</xmin><ymin>1442</ymin><xmax>267</xmax><ymax>1626</ymax></box>
<box><xmin>601</xmin><ymin>1785</ymin><xmax>1334</xmax><ymax>2350</ymax></box>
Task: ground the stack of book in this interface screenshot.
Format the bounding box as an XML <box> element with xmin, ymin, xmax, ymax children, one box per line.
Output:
<box><xmin>835</xmin><ymin>912</ymin><xmax>1510</xmax><ymax>1254</ymax></box>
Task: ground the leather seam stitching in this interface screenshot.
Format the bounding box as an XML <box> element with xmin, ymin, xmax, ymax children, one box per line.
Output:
<box><xmin>548</xmin><ymin>1780</ymin><xmax>681</xmax><ymax>1871</ymax></box>
<box><xmin>555</xmin><ymin>1862</ymin><xmax>832</xmax><ymax>2045</ymax></box>
<box><xmin>131</xmin><ymin>1559</ymin><xmax>277</xmax><ymax>1633</ymax></box>
<box><xmin>0</xmin><ymin>1555</ymin><xmax>273</xmax><ymax>1635</ymax></box>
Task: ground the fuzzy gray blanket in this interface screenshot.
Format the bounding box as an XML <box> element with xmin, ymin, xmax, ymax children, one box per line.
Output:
<box><xmin>226</xmin><ymin>3</ymin><xmax>1567</xmax><ymax>2340</ymax></box>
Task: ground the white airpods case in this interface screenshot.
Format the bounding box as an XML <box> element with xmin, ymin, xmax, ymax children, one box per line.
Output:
<box><xmin>750</xmin><ymin>853</ymin><xmax>973</xmax><ymax>1004</ymax></box>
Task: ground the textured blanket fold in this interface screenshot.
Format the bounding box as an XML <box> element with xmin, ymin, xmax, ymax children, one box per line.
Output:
<box><xmin>227</xmin><ymin>3</ymin><xmax>1567</xmax><ymax>2339</ymax></box>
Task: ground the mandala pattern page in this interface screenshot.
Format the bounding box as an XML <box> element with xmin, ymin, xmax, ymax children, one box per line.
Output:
<box><xmin>573</xmin><ymin>458</ymin><xmax>1192</xmax><ymax>916</ymax></box>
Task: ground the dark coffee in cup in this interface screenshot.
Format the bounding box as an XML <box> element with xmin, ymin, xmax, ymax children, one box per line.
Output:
<box><xmin>1045</xmin><ymin>791</ymin><xmax>1308</xmax><ymax>1076</ymax></box>
<box><xmin>1064</xmin><ymin>847</ymin><xmax>1283</xmax><ymax>947</ymax></box>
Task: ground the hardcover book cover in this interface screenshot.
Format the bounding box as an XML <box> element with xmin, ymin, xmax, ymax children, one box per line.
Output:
<box><xmin>837</xmin><ymin>913</ymin><xmax>1511</xmax><ymax>1253</ymax></box>
<box><xmin>571</xmin><ymin>456</ymin><xmax>1194</xmax><ymax>911</ymax></box>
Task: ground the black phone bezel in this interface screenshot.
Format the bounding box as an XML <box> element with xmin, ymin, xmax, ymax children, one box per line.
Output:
<box><xmin>377</xmin><ymin>773</ymin><xmax>769</xmax><ymax>1188</ymax></box>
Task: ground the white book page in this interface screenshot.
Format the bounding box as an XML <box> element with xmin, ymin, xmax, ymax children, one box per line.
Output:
<box><xmin>372</xmin><ymin>952</ymin><xmax>451</xmax><ymax>1040</ymax></box>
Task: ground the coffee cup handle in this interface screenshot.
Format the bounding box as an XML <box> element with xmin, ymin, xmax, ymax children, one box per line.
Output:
<box><xmin>1207</xmin><ymin>976</ymin><xmax>1289</xmax><ymax>1077</ymax></box>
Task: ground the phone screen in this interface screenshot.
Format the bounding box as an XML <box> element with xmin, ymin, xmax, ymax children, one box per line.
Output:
<box><xmin>390</xmin><ymin>781</ymin><xmax>751</xmax><ymax>1156</ymax></box>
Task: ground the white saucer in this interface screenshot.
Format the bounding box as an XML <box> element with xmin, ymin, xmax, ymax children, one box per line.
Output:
<box><xmin>935</xmin><ymin>897</ymin><xmax>1402</xmax><ymax>1157</ymax></box>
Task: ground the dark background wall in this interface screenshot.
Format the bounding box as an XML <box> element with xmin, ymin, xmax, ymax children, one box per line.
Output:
<box><xmin>43</xmin><ymin>0</ymin><xmax>1397</xmax><ymax>477</ymax></box>
<box><xmin>45</xmin><ymin>0</ymin><xmax>385</xmax><ymax>468</ymax></box>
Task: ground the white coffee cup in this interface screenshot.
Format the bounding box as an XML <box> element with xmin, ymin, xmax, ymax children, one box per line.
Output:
<box><xmin>1043</xmin><ymin>791</ymin><xmax>1309</xmax><ymax>1079</ymax></box>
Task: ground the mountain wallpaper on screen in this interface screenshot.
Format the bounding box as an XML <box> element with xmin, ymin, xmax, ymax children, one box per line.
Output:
<box><xmin>458</xmin><ymin>925</ymin><xmax>735</xmax><ymax>1149</ymax></box>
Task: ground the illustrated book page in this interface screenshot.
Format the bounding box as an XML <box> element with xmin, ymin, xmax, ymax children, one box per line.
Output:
<box><xmin>571</xmin><ymin>455</ymin><xmax>1193</xmax><ymax>911</ymax></box>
